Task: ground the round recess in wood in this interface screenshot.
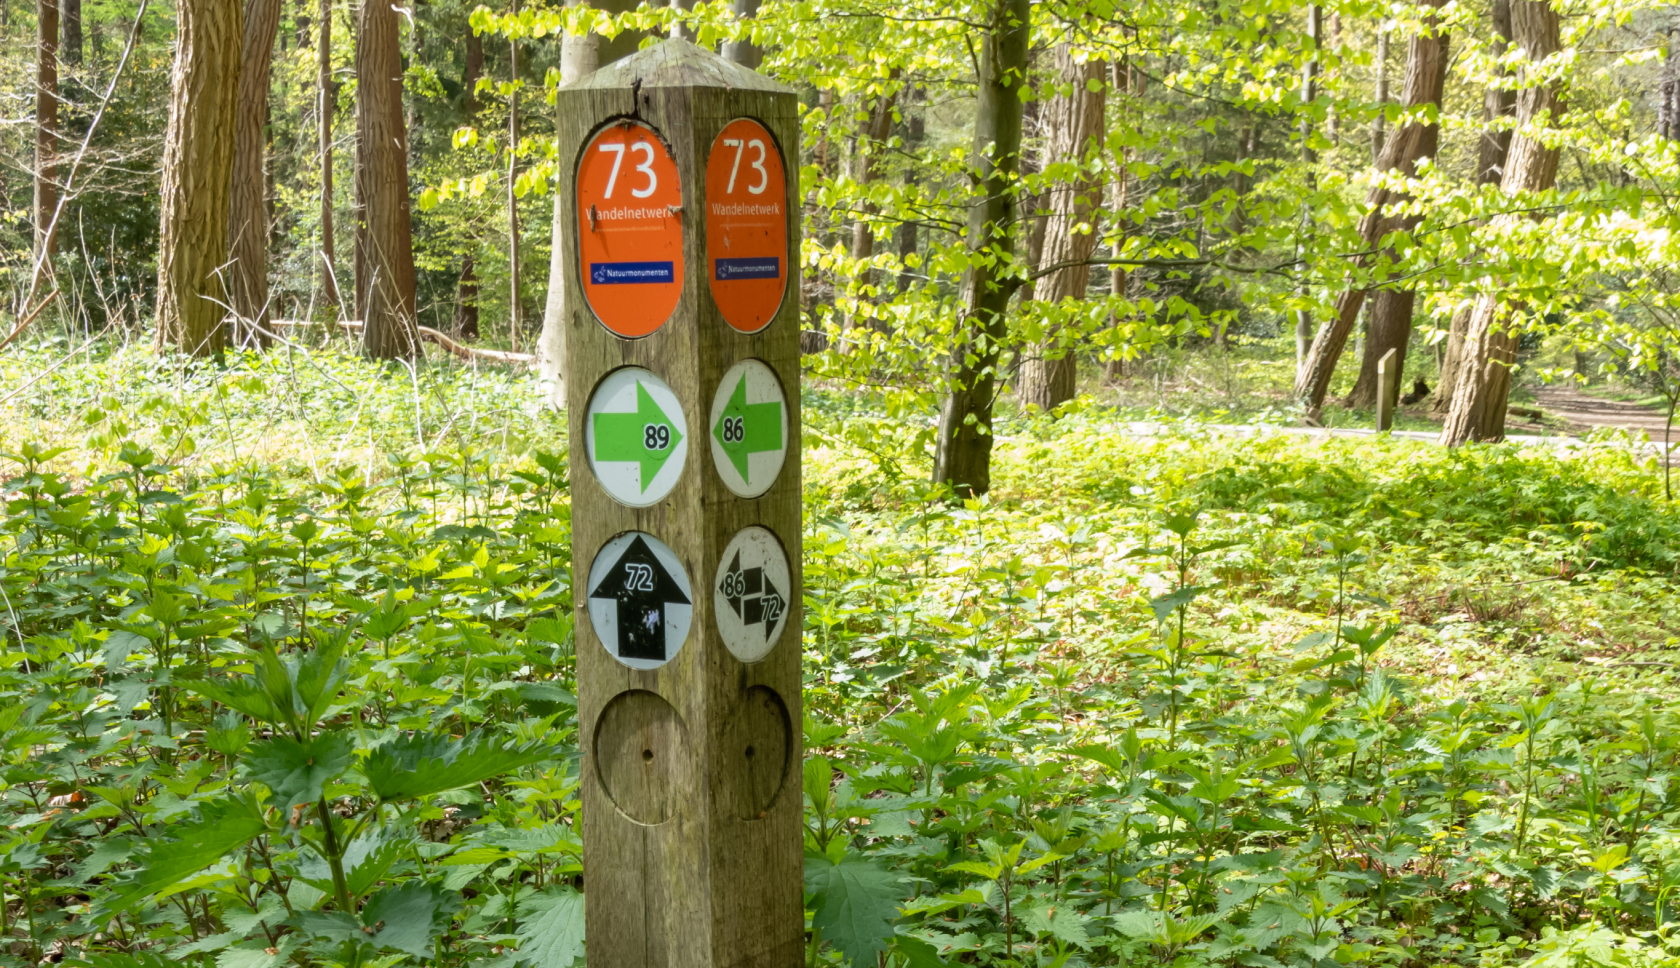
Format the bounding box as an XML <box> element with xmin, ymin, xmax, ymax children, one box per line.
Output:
<box><xmin>719</xmin><ymin>685</ymin><xmax>791</xmax><ymax>821</ymax></box>
<box><xmin>593</xmin><ymin>689</ymin><xmax>694</xmax><ymax>826</ymax></box>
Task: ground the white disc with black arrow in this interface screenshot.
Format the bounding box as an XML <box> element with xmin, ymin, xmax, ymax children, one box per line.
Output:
<box><xmin>587</xmin><ymin>531</ymin><xmax>693</xmax><ymax>670</ymax></box>
<box><xmin>713</xmin><ymin>526</ymin><xmax>791</xmax><ymax>663</ymax></box>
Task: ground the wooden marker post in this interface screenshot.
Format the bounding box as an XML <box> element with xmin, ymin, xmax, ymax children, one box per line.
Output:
<box><xmin>1376</xmin><ymin>347</ymin><xmax>1398</xmax><ymax>432</ymax></box>
<box><xmin>558</xmin><ymin>39</ymin><xmax>803</xmax><ymax>968</ymax></box>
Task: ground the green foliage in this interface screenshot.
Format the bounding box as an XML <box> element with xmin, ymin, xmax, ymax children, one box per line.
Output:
<box><xmin>4</xmin><ymin>345</ymin><xmax>1680</xmax><ymax>968</ymax></box>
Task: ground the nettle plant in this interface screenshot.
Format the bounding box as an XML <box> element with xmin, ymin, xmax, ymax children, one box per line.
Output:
<box><xmin>0</xmin><ymin>440</ymin><xmax>585</xmax><ymax>968</ymax></box>
<box><xmin>797</xmin><ymin>503</ymin><xmax>1680</xmax><ymax>968</ymax></box>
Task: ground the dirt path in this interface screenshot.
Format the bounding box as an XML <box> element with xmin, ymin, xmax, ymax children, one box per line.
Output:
<box><xmin>1531</xmin><ymin>384</ymin><xmax>1676</xmax><ymax>442</ymax></box>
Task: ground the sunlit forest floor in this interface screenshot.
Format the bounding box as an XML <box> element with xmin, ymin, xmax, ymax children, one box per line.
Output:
<box><xmin>3</xmin><ymin>337</ymin><xmax>1679</xmax><ymax>967</ymax></box>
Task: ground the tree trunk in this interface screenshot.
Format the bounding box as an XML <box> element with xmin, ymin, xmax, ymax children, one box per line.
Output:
<box><xmin>353</xmin><ymin>0</ymin><xmax>420</xmax><ymax>359</ymax></box>
<box><xmin>34</xmin><ymin>0</ymin><xmax>58</xmax><ymax>266</ymax></box>
<box><xmin>227</xmin><ymin>0</ymin><xmax>282</xmax><ymax>347</ymax></box>
<box><xmin>61</xmin><ymin>0</ymin><xmax>80</xmax><ymax>64</ymax></box>
<box><xmin>1440</xmin><ymin>0</ymin><xmax>1563</xmax><ymax>445</ymax></box>
<box><xmin>460</xmin><ymin>21</ymin><xmax>482</xmax><ymax>114</ymax></box>
<box><xmin>1372</xmin><ymin>28</ymin><xmax>1388</xmax><ymax>161</ymax></box>
<box><xmin>842</xmin><ymin>77</ymin><xmax>897</xmax><ymax>345</ymax></box>
<box><xmin>1019</xmin><ymin>44</ymin><xmax>1105</xmax><ymax>413</ymax></box>
<box><xmin>454</xmin><ymin>254</ymin><xmax>479</xmax><ymax>340</ymax></box>
<box><xmin>931</xmin><ymin>0</ymin><xmax>1029</xmax><ymax>497</ymax></box>
<box><xmin>536</xmin><ymin>0</ymin><xmax>634</xmax><ymax>406</ymax></box>
<box><xmin>1293</xmin><ymin>3</ymin><xmax>1322</xmax><ymax>374</ymax></box>
<box><xmin>1344</xmin><ymin>288</ymin><xmax>1414</xmax><ymax>409</ymax></box>
<box><xmin>155</xmin><ymin>0</ymin><xmax>242</xmax><ymax>356</ymax></box>
<box><xmin>1433</xmin><ymin>0</ymin><xmax>1514</xmax><ymax>415</ymax></box>
<box><xmin>506</xmin><ymin>0</ymin><xmax>521</xmax><ymax>352</ymax></box>
<box><xmin>721</xmin><ymin>0</ymin><xmax>759</xmax><ymax>67</ymax></box>
<box><xmin>895</xmin><ymin>108</ymin><xmax>922</xmax><ymax>293</ymax></box>
<box><xmin>317</xmin><ymin>0</ymin><xmax>338</xmax><ymax>316</ymax></box>
<box><xmin>1291</xmin><ymin>0</ymin><xmax>1448</xmax><ymax>419</ymax></box>
<box><xmin>1104</xmin><ymin>57</ymin><xmax>1133</xmax><ymax>382</ymax></box>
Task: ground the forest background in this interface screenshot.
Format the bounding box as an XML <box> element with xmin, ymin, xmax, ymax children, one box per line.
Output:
<box><xmin>5</xmin><ymin>0</ymin><xmax>1680</xmax><ymax>967</ymax></box>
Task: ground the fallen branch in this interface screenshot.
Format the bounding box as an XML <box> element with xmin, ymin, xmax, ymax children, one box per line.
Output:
<box><xmin>0</xmin><ymin>292</ymin><xmax>60</xmax><ymax>353</ymax></box>
<box><xmin>270</xmin><ymin>319</ymin><xmax>535</xmax><ymax>365</ymax></box>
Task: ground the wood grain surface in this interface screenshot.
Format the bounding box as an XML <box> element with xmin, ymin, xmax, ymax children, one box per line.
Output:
<box><xmin>560</xmin><ymin>39</ymin><xmax>803</xmax><ymax>968</ymax></box>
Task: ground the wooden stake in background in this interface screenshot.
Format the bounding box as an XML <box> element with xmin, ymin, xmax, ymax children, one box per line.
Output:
<box><xmin>558</xmin><ymin>39</ymin><xmax>803</xmax><ymax>968</ymax></box>
<box><xmin>1377</xmin><ymin>346</ymin><xmax>1398</xmax><ymax>432</ymax></box>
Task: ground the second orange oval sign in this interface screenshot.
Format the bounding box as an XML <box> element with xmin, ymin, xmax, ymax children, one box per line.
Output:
<box><xmin>577</xmin><ymin>121</ymin><xmax>685</xmax><ymax>338</ymax></box>
<box><xmin>706</xmin><ymin>119</ymin><xmax>788</xmax><ymax>334</ymax></box>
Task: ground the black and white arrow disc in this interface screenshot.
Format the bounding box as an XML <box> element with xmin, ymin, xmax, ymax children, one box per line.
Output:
<box><xmin>713</xmin><ymin>526</ymin><xmax>791</xmax><ymax>663</ymax></box>
<box><xmin>587</xmin><ymin>531</ymin><xmax>693</xmax><ymax>670</ymax></box>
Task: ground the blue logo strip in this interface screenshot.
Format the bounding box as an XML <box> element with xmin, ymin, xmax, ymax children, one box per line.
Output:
<box><xmin>590</xmin><ymin>261</ymin><xmax>675</xmax><ymax>285</ymax></box>
<box><xmin>714</xmin><ymin>257</ymin><xmax>781</xmax><ymax>281</ymax></box>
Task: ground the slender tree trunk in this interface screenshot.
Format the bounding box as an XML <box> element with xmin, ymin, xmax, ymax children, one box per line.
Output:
<box><xmin>1433</xmin><ymin>0</ymin><xmax>1515</xmax><ymax>415</ymax></box>
<box><xmin>353</xmin><ymin>0</ymin><xmax>419</xmax><ymax>359</ymax></box>
<box><xmin>1105</xmin><ymin>57</ymin><xmax>1133</xmax><ymax>382</ymax></box>
<box><xmin>317</xmin><ymin>0</ymin><xmax>338</xmax><ymax>316</ymax></box>
<box><xmin>1293</xmin><ymin>3</ymin><xmax>1322</xmax><ymax>373</ymax></box>
<box><xmin>931</xmin><ymin>0</ymin><xmax>1030</xmax><ymax>497</ymax></box>
<box><xmin>1292</xmin><ymin>0</ymin><xmax>1449</xmax><ymax>419</ymax></box>
<box><xmin>227</xmin><ymin>0</ymin><xmax>282</xmax><ymax>347</ymax></box>
<box><xmin>721</xmin><ymin>0</ymin><xmax>759</xmax><ymax>67</ymax></box>
<box><xmin>842</xmin><ymin>76</ymin><xmax>898</xmax><ymax>345</ymax></box>
<box><xmin>895</xmin><ymin>108</ymin><xmax>922</xmax><ymax>293</ymax></box>
<box><xmin>61</xmin><ymin>0</ymin><xmax>80</xmax><ymax>64</ymax></box>
<box><xmin>1440</xmin><ymin>0</ymin><xmax>1563</xmax><ymax>445</ymax></box>
<box><xmin>461</xmin><ymin>20</ymin><xmax>482</xmax><ymax>114</ymax></box>
<box><xmin>454</xmin><ymin>255</ymin><xmax>479</xmax><ymax>339</ymax></box>
<box><xmin>34</xmin><ymin>0</ymin><xmax>59</xmax><ymax>265</ymax></box>
<box><xmin>1372</xmin><ymin>29</ymin><xmax>1388</xmax><ymax>161</ymax></box>
<box><xmin>506</xmin><ymin>0</ymin><xmax>521</xmax><ymax>352</ymax></box>
<box><xmin>155</xmin><ymin>0</ymin><xmax>242</xmax><ymax>355</ymax></box>
<box><xmin>536</xmin><ymin>0</ymin><xmax>634</xmax><ymax>405</ymax></box>
<box><xmin>1019</xmin><ymin>44</ymin><xmax>1105</xmax><ymax>413</ymax></box>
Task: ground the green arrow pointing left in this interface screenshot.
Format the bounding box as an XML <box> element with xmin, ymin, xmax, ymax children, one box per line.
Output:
<box><xmin>711</xmin><ymin>374</ymin><xmax>783</xmax><ymax>481</ymax></box>
<box><xmin>594</xmin><ymin>382</ymin><xmax>684</xmax><ymax>492</ymax></box>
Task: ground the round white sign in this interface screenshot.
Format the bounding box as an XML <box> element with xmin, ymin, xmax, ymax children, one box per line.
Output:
<box><xmin>586</xmin><ymin>367</ymin><xmax>688</xmax><ymax>507</ymax></box>
<box><xmin>713</xmin><ymin>526</ymin><xmax>791</xmax><ymax>663</ymax></box>
<box><xmin>708</xmin><ymin>359</ymin><xmax>788</xmax><ymax>499</ymax></box>
<box><xmin>587</xmin><ymin>531</ymin><xmax>693</xmax><ymax>670</ymax></box>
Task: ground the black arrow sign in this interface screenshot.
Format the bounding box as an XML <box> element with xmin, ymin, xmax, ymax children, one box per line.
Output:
<box><xmin>589</xmin><ymin>535</ymin><xmax>691</xmax><ymax>660</ymax></box>
<box><xmin>718</xmin><ymin>550</ymin><xmax>785</xmax><ymax>640</ymax></box>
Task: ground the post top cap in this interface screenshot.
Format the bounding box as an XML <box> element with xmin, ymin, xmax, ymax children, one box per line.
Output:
<box><xmin>568</xmin><ymin>38</ymin><xmax>795</xmax><ymax>95</ymax></box>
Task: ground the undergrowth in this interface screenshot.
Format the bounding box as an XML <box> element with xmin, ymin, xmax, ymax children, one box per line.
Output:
<box><xmin>1</xmin><ymin>342</ymin><xmax>1678</xmax><ymax>968</ymax></box>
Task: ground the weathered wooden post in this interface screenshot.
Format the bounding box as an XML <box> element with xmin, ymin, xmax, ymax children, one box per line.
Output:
<box><xmin>558</xmin><ymin>39</ymin><xmax>803</xmax><ymax>968</ymax></box>
<box><xmin>1376</xmin><ymin>347</ymin><xmax>1398</xmax><ymax>432</ymax></box>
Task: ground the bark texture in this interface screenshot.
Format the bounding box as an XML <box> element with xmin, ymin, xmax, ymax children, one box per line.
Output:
<box><xmin>454</xmin><ymin>255</ymin><xmax>479</xmax><ymax>340</ymax></box>
<box><xmin>842</xmin><ymin>77</ymin><xmax>898</xmax><ymax>344</ymax></box>
<box><xmin>227</xmin><ymin>0</ymin><xmax>282</xmax><ymax>345</ymax></box>
<box><xmin>34</xmin><ymin>0</ymin><xmax>59</xmax><ymax>264</ymax></box>
<box><xmin>1433</xmin><ymin>0</ymin><xmax>1514</xmax><ymax>415</ymax></box>
<box><xmin>353</xmin><ymin>0</ymin><xmax>420</xmax><ymax>359</ymax></box>
<box><xmin>1291</xmin><ymin>0</ymin><xmax>1448</xmax><ymax>418</ymax></box>
<box><xmin>931</xmin><ymin>0</ymin><xmax>1029</xmax><ymax>497</ymax></box>
<box><xmin>1440</xmin><ymin>0</ymin><xmax>1563</xmax><ymax>445</ymax></box>
<box><xmin>155</xmin><ymin>0</ymin><xmax>242</xmax><ymax>356</ymax></box>
<box><xmin>1019</xmin><ymin>44</ymin><xmax>1105</xmax><ymax>413</ymax></box>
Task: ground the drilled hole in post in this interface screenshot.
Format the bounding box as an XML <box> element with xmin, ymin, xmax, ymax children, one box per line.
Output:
<box><xmin>642</xmin><ymin>748</ymin><xmax>654</xmax><ymax>762</ymax></box>
<box><xmin>745</xmin><ymin>745</ymin><xmax>756</xmax><ymax>759</ymax></box>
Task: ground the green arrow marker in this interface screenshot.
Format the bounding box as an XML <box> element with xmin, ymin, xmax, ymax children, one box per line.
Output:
<box><xmin>711</xmin><ymin>374</ymin><xmax>783</xmax><ymax>481</ymax></box>
<box><xmin>594</xmin><ymin>382</ymin><xmax>684</xmax><ymax>492</ymax></box>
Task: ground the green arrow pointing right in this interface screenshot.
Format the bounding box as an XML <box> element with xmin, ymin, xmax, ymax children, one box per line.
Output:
<box><xmin>594</xmin><ymin>382</ymin><xmax>683</xmax><ymax>491</ymax></box>
<box><xmin>711</xmin><ymin>374</ymin><xmax>783</xmax><ymax>481</ymax></box>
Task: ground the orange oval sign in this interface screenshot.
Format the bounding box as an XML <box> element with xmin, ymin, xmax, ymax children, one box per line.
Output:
<box><xmin>705</xmin><ymin>119</ymin><xmax>788</xmax><ymax>334</ymax></box>
<box><xmin>577</xmin><ymin>121</ymin><xmax>685</xmax><ymax>338</ymax></box>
